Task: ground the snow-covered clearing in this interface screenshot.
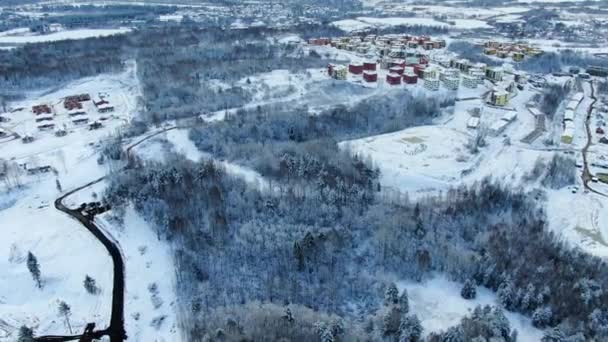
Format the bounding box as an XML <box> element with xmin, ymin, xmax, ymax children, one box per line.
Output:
<box><xmin>0</xmin><ymin>146</ymin><xmax>112</xmax><ymax>341</ymax></box>
<box><xmin>547</xmin><ymin>189</ymin><xmax>608</xmax><ymax>258</ymax></box>
<box><xmin>0</xmin><ymin>28</ymin><xmax>131</xmax><ymax>45</ymax></box>
<box><xmin>332</xmin><ymin>17</ymin><xmax>492</xmax><ymax>32</ymax></box>
<box><xmin>0</xmin><ymin>62</ymin><xmax>181</xmax><ymax>340</ymax></box>
<box><xmin>341</xmin><ymin>126</ymin><xmax>470</xmax><ymax>195</ymax></box>
<box><xmin>97</xmin><ymin>208</ymin><xmax>180</xmax><ymax>341</ymax></box>
<box><xmin>138</xmin><ymin>128</ymin><xmax>271</xmax><ymax>192</ymax></box>
<box><xmin>397</xmin><ymin>275</ymin><xmax>543</xmax><ymax>341</ymax></box>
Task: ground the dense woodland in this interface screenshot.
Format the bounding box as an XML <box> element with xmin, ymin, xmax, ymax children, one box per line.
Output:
<box><xmin>3</xmin><ymin>10</ymin><xmax>608</xmax><ymax>340</ymax></box>
<box><xmin>106</xmin><ymin>67</ymin><xmax>608</xmax><ymax>341</ymax></box>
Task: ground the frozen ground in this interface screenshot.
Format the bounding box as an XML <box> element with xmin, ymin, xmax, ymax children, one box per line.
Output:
<box><xmin>341</xmin><ymin>126</ymin><xmax>471</xmax><ymax>195</ymax></box>
<box><xmin>97</xmin><ymin>208</ymin><xmax>180</xmax><ymax>342</ymax></box>
<box><xmin>0</xmin><ymin>146</ymin><xmax>112</xmax><ymax>341</ymax></box>
<box><xmin>332</xmin><ymin>17</ymin><xmax>492</xmax><ymax>32</ymax></box>
<box><xmin>0</xmin><ymin>28</ymin><xmax>131</xmax><ymax>46</ymax></box>
<box><xmin>0</xmin><ymin>63</ymin><xmax>180</xmax><ymax>340</ymax></box>
<box><xmin>397</xmin><ymin>275</ymin><xmax>544</xmax><ymax>341</ymax></box>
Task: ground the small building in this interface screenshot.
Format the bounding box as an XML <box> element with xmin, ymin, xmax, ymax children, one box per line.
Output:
<box><xmin>451</xmin><ymin>59</ymin><xmax>471</xmax><ymax>73</ymax></box>
<box><xmin>440</xmin><ymin>69</ymin><xmax>459</xmax><ymax>81</ymax></box>
<box><xmin>497</xmin><ymin>50</ymin><xmax>509</xmax><ymax>59</ymax></box>
<box><xmin>349</xmin><ymin>63</ymin><xmax>364</xmax><ymax>75</ymax></box>
<box><xmin>484</xmin><ymin>47</ymin><xmax>497</xmax><ymax>55</ymax></box>
<box><xmin>64</xmin><ymin>99</ymin><xmax>83</xmax><ymax>111</ymax></box>
<box><xmin>512</xmin><ymin>52</ymin><xmax>525</xmax><ymax>62</ymax></box>
<box><xmin>501</xmin><ymin>111</ymin><xmax>517</xmax><ymax>123</ymax></box>
<box><xmin>467</xmin><ymin>117</ymin><xmax>480</xmax><ymax>129</ymax></box>
<box><xmin>68</xmin><ymin>108</ymin><xmax>87</xmax><ymax>117</ymax></box>
<box><xmin>424</xmin><ymin>78</ymin><xmax>440</xmax><ymax>91</ymax></box>
<box><xmin>587</xmin><ymin>66</ymin><xmax>608</xmax><ymax>77</ymax></box>
<box><xmin>35</xmin><ymin>114</ymin><xmax>54</xmax><ymax>123</ymax></box>
<box><xmin>490</xmin><ymin>89</ymin><xmax>509</xmax><ymax>106</ymax></box>
<box><xmin>490</xmin><ymin>119</ymin><xmax>510</xmax><ymax>136</ymax></box>
<box><xmin>363</xmin><ymin>71</ymin><xmax>378</xmax><ymax>82</ymax></box>
<box><xmin>389</xmin><ymin>66</ymin><xmax>404</xmax><ymax>75</ymax></box>
<box><xmin>37</xmin><ymin>123</ymin><xmax>55</xmax><ymax>131</ymax></box>
<box><xmin>405</xmin><ymin>56</ymin><xmax>419</xmax><ymax>65</ymax></box>
<box><xmin>386</xmin><ymin>73</ymin><xmax>402</xmax><ymax>85</ymax></box>
<box><xmin>32</xmin><ymin>104</ymin><xmax>52</xmax><ymax>115</ymax></box>
<box><xmin>89</xmin><ymin>121</ymin><xmax>103</xmax><ymax>130</ymax></box>
<box><xmin>73</xmin><ymin>118</ymin><xmax>89</xmax><ymax>125</ymax></box>
<box><xmin>564</xmin><ymin>109</ymin><xmax>575</xmax><ymax>123</ymax></box>
<box><xmin>65</xmin><ymin>94</ymin><xmax>91</xmax><ymax>102</ymax></box>
<box><xmin>403</xmin><ymin>72</ymin><xmax>418</xmax><ymax>84</ymax></box>
<box><xmin>486</xmin><ymin>67</ymin><xmax>504</xmax><ymax>82</ymax></box>
<box><xmin>422</xmin><ymin>67</ymin><xmax>438</xmax><ymax>80</ymax></box>
<box><xmin>413</xmin><ymin>64</ymin><xmax>427</xmax><ymax>78</ymax></box>
<box><xmin>363</xmin><ymin>61</ymin><xmax>377</xmax><ymax>71</ymax></box>
<box><xmin>389</xmin><ymin>59</ymin><xmax>406</xmax><ymax>68</ymax></box>
<box><xmin>514</xmin><ymin>71</ymin><xmax>527</xmax><ymax>84</ymax></box>
<box><xmin>462</xmin><ymin>75</ymin><xmax>478</xmax><ymax>89</ymax></box>
<box><xmin>331</xmin><ymin>65</ymin><xmax>347</xmax><ymax>80</ymax></box>
<box><xmin>443</xmin><ymin>77</ymin><xmax>460</xmax><ymax>91</ymax></box>
<box><xmin>561</xmin><ymin>123</ymin><xmax>574</xmax><ymax>144</ymax></box>
<box><xmin>27</xmin><ymin>165</ymin><xmax>53</xmax><ymax>175</ymax></box>
<box><xmin>97</xmin><ymin>102</ymin><xmax>114</xmax><ymax>113</ymax></box>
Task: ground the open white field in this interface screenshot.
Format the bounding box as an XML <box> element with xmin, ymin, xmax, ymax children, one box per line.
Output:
<box><xmin>0</xmin><ymin>143</ymin><xmax>113</xmax><ymax>341</ymax></box>
<box><xmin>0</xmin><ymin>61</ymin><xmax>181</xmax><ymax>340</ymax></box>
<box><xmin>0</xmin><ymin>28</ymin><xmax>131</xmax><ymax>46</ymax></box>
<box><xmin>397</xmin><ymin>275</ymin><xmax>544</xmax><ymax>341</ymax></box>
<box><xmin>341</xmin><ymin>126</ymin><xmax>471</xmax><ymax>194</ymax></box>
<box><xmin>332</xmin><ymin>17</ymin><xmax>492</xmax><ymax>32</ymax></box>
<box><xmin>97</xmin><ymin>208</ymin><xmax>180</xmax><ymax>341</ymax></box>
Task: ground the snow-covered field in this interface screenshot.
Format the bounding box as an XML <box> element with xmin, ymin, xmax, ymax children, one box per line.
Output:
<box><xmin>341</xmin><ymin>126</ymin><xmax>470</xmax><ymax>194</ymax></box>
<box><xmin>0</xmin><ymin>185</ymin><xmax>113</xmax><ymax>340</ymax></box>
<box><xmin>0</xmin><ymin>61</ymin><xmax>181</xmax><ymax>340</ymax></box>
<box><xmin>397</xmin><ymin>275</ymin><xmax>544</xmax><ymax>341</ymax></box>
<box><xmin>0</xmin><ymin>140</ymin><xmax>113</xmax><ymax>340</ymax></box>
<box><xmin>332</xmin><ymin>16</ymin><xmax>492</xmax><ymax>32</ymax></box>
<box><xmin>0</xmin><ymin>28</ymin><xmax>131</xmax><ymax>46</ymax></box>
<box><xmin>97</xmin><ymin>208</ymin><xmax>180</xmax><ymax>341</ymax></box>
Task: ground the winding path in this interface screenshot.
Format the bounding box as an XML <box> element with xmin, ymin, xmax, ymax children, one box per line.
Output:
<box><xmin>34</xmin><ymin>126</ymin><xmax>180</xmax><ymax>342</ymax></box>
<box><xmin>581</xmin><ymin>81</ymin><xmax>608</xmax><ymax>198</ymax></box>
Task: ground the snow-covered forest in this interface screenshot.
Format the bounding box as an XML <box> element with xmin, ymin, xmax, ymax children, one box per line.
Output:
<box><xmin>3</xmin><ymin>2</ymin><xmax>608</xmax><ymax>340</ymax></box>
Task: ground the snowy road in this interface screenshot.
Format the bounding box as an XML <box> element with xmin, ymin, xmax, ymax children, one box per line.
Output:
<box><xmin>582</xmin><ymin>81</ymin><xmax>608</xmax><ymax>198</ymax></box>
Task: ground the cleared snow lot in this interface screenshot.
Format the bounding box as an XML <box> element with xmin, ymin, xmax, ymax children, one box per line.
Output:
<box><xmin>341</xmin><ymin>126</ymin><xmax>471</xmax><ymax>195</ymax></box>
<box><xmin>332</xmin><ymin>16</ymin><xmax>492</xmax><ymax>32</ymax></box>
<box><xmin>0</xmin><ymin>158</ymin><xmax>113</xmax><ymax>340</ymax></box>
<box><xmin>0</xmin><ymin>28</ymin><xmax>131</xmax><ymax>46</ymax></box>
<box><xmin>397</xmin><ymin>275</ymin><xmax>543</xmax><ymax>341</ymax></box>
<box><xmin>0</xmin><ymin>63</ymin><xmax>181</xmax><ymax>340</ymax></box>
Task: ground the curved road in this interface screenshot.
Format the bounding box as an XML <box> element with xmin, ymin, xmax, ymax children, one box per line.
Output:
<box><xmin>34</xmin><ymin>126</ymin><xmax>180</xmax><ymax>342</ymax></box>
<box><xmin>581</xmin><ymin>81</ymin><xmax>608</xmax><ymax>198</ymax></box>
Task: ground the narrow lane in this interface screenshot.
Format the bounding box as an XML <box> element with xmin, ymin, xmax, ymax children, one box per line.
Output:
<box><xmin>581</xmin><ymin>81</ymin><xmax>608</xmax><ymax>198</ymax></box>
<box><xmin>34</xmin><ymin>125</ymin><xmax>181</xmax><ymax>341</ymax></box>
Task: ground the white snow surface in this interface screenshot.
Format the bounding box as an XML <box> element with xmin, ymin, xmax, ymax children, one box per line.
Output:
<box><xmin>397</xmin><ymin>275</ymin><xmax>544</xmax><ymax>341</ymax></box>
<box><xmin>0</xmin><ymin>28</ymin><xmax>131</xmax><ymax>45</ymax></box>
<box><xmin>332</xmin><ymin>17</ymin><xmax>492</xmax><ymax>31</ymax></box>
